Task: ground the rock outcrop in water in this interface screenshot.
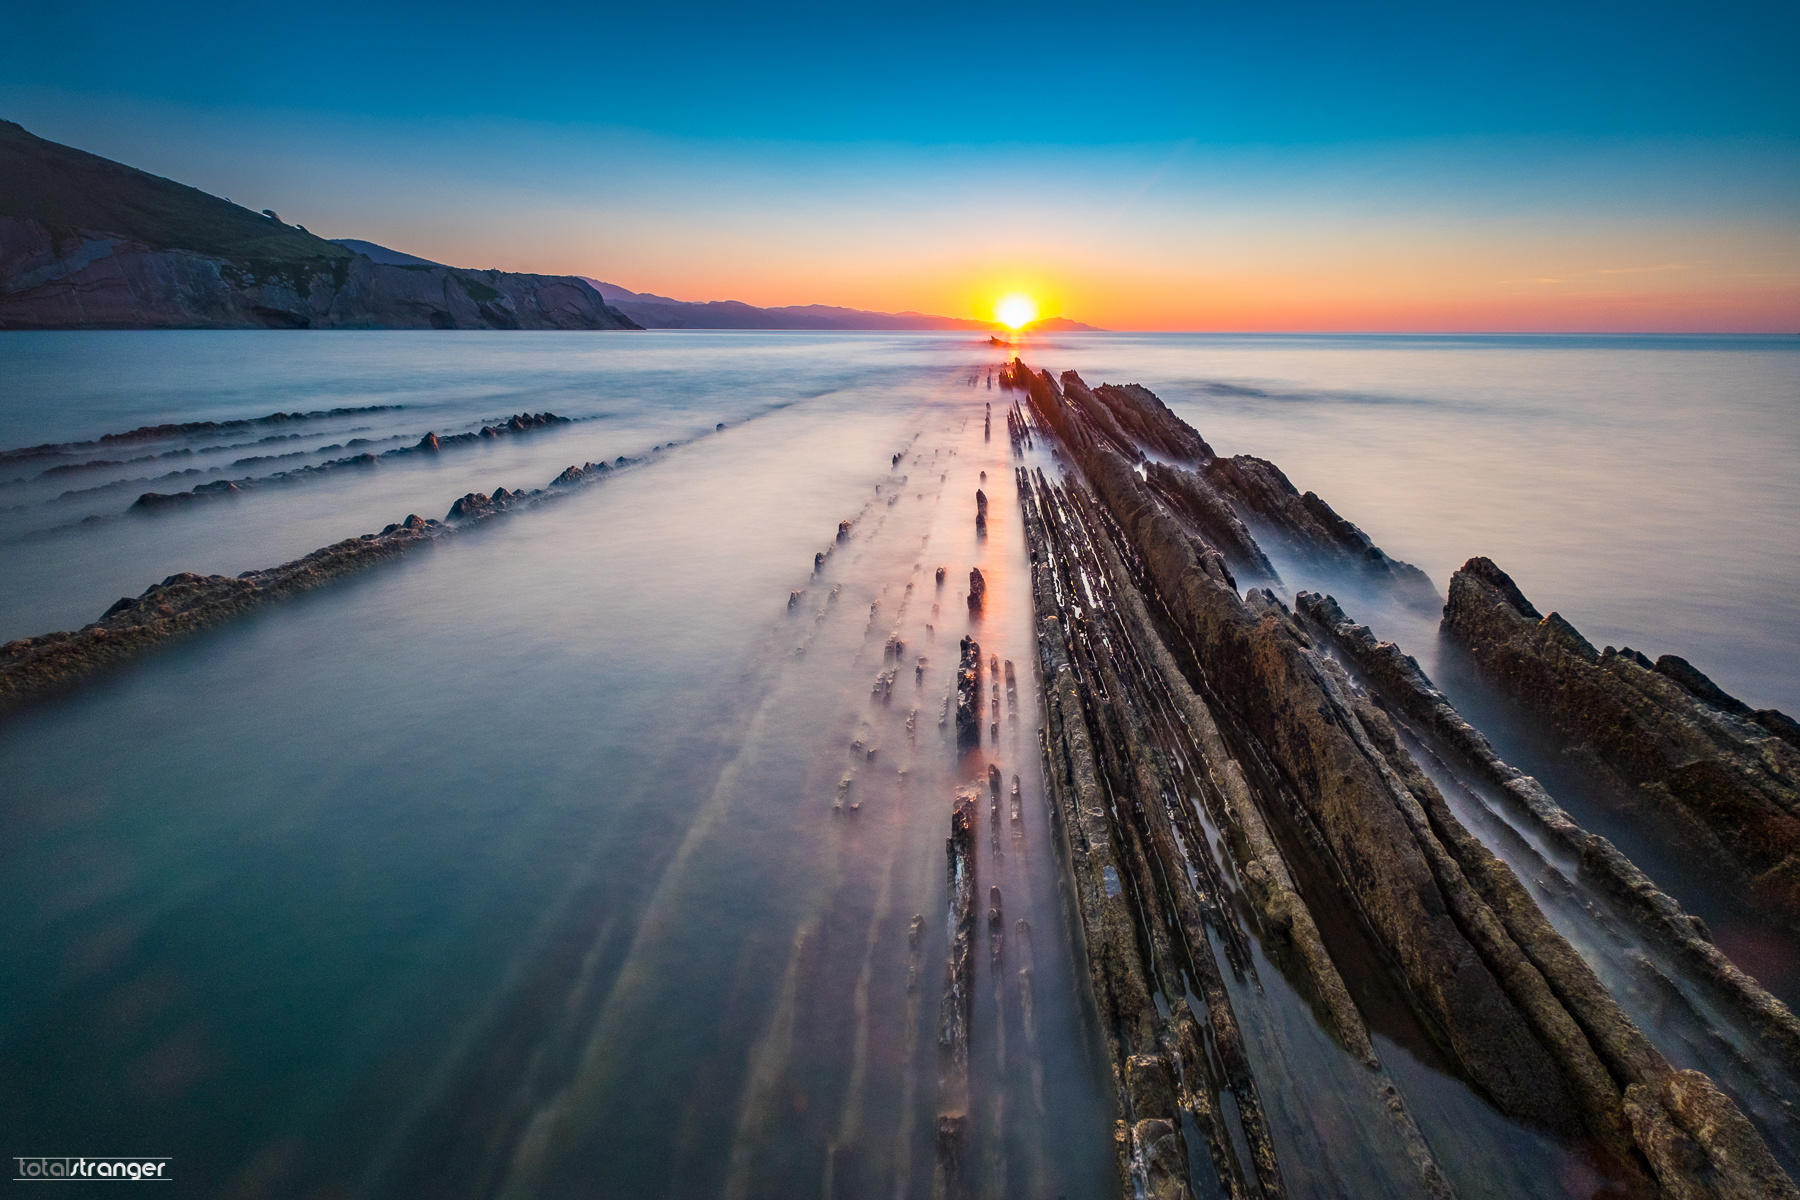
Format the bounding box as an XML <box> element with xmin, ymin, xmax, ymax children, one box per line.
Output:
<box><xmin>1004</xmin><ymin>358</ymin><xmax>1797</xmax><ymax>1198</ymax></box>
<box><xmin>0</xmin><ymin>517</ymin><xmax>441</xmax><ymax>706</ymax></box>
<box><xmin>935</xmin><ymin>790</ymin><xmax>978</xmax><ymax>1195</ymax></box>
<box><xmin>1005</xmin><ymin>358</ymin><xmax>1435</xmax><ymax>605</ymax></box>
<box><xmin>1296</xmin><ymin>589</ymin><xmax>1800</xmax><ymax>1073</ymax></box>
<box><xmin>1442</xmin><ymin>557</ymin><xmax>1800</xmax><ymax>927</ymax></box>
<box><xmin>0</xmin><ymin>405</ymin><xmax>407</xmax><ymax>471</ymax></box>
<box><xmin>954</xmin><ymin>637</ymin><xmax>982</xmax><ymax>751</ymax></box>
<box><xmin>0</xmin><ymin>433</ymin><xmax>695</xmax><ymax>712</ymax></box>
<box><xmin>128</xmin><ymin>412</ymin><xmax>571</xmax><ymax>511</ymax></box>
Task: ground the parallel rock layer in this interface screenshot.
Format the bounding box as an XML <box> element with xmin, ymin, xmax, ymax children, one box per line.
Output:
<box><xmin>1005</xmin><ymin>358</ymin><xmax>1796</xmax><ymax>1199</ymax></box>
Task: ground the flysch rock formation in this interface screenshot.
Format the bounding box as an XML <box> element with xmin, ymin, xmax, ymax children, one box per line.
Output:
<box><xmin>1013</xmin><ymin>362</ymin><xmax>1436</xmax><ymax>606</ymax></box>
<box><xmin>0</xmin><ymin>439</ymin><xmax>708</xmax><ymax>711</ymax></box>
<box><xmin>0</xmin><ymin>405</ymin><xmax>405</xmax><ymax>470</ymax></box>
<box><xmin>1441</xmin><ymin>557</ymin><xmax>1800</xmax><ymax>928</ymax></box>
<box><xmin>1001</xmin><ymin>358</ymin><xmax>1797</xmax><ymax>1200</ymax></box>
<box><xmin>129</xmin><ymin>412</ymin><xmax>572</xmax><ymax>511</ymax></box>
<box><xmin>1294</xmin><ymin>590</ymin><xmax>1800</xmax><ymax>1075</ymax></box>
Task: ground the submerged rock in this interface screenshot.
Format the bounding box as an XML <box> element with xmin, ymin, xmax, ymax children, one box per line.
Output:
<box><xmin>967</xmin><ymin>568</ymin><xmax>986</xmax><ymax>613</ymax></box>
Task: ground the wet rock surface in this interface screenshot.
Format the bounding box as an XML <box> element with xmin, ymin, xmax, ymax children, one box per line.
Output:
<box><xmin>1003</xmin><ymin>359</ymin><xmax>1434</xmax><ymax>604</ymax></box>
<box><xmin>1005</xmin><ymin>357</ymin><xmax>1797</xmax><ymax>1198</ymax></box>
<box><xmin>1296</xmin><ymin>589</ymin><xmax>1800</xmax><ymax>1073</ymax></box>
<box><xmin>1442</xmin><ymin>557</ymin><xmax>1800</xmax><ymax>927</ymax></box>
<box><xmin>954</xmin><ymin>636</ymin><xmax>982</xmax><ymax>750</ymax></box>
<box><xmin>0</xmin><ymin>518</ymin><xmax>440</xmax><ymax>709</ymax></box>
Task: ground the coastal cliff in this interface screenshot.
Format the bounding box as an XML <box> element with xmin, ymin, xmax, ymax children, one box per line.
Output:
<box><xmin>0</xmin><ymin>121</ymin><xmax>640</xmax><ymax>330</ymax></box>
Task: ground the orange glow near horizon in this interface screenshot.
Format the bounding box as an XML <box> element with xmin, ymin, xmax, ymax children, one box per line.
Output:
<box><xmin>994</xmin><ymin>293</ymin><xmax>1039</xmax><ymax>329</ymax></box>
<box><xmin>452</xmin><ymin>226</ymin><xmax>1800</xmax><ymax>334</ymax></box>
<box><xmin>298</xmin><ymin>131</ymin><xmax>1799</xmax><ymax>335</ymax></box>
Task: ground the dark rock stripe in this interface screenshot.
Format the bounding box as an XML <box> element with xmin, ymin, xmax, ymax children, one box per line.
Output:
<box><xmin>1012</xmin><ymin>359</ymin><xmax>1797</xmax><ymax>1199</ymax></box>
<box><xmin>935</xmin><ymin>792</ymin><xmax>978</xmax><ymax>1199</ymax></box>
<box><xmin>0</xmin><ymin>405</ymin><xmax>405</xmax><ymax>467</ymax></box>
<box><xmin>130</xmin><ymin>413</ymin><xmax>572</xmax><ymax>511</ymax></box>
<box><xmin>0</xmin><ymin>445</ymin><xmax>665</xmax><ymax>713</ymax></box>
<box><xmin>1001</xmin><ymin>359</ymin><xmax>1433</xmax><ymax>603</ymax></box>
<box><xmin>1441</xmin><ymin>557</ymin><xmax>1800</xmax><ymax>927</ymax></box>
<box><xmin>0</xmin><ymin>519</ymin><xmax>441</xmax><ymax>708</ymax></box>
<box><xmin>1296</xmin><ymin>589</ymin><xmax>1800</xmax><ymax>1074</ymax></box>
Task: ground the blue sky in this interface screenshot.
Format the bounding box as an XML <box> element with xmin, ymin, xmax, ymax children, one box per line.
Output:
<box><xmin>6</xmin><ymin>0</ymin><xmax>1797</xmax><ymax>328</ymax></box>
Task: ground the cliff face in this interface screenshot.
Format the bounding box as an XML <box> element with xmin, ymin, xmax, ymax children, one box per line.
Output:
<box><xmin>0</xmin><ymin>120</ymin><xmax>638</xmax><ymax>330</ymax></box>
<box><xmin>0</xmin><ymin>216</ymin><xmax>640</xmax><ymax>330</ymax></box>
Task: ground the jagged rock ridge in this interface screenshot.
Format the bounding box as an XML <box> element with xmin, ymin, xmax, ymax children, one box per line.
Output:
<box><xmin>1002</xmin><ymin>358</ymin><xmax>1798</xmax><ymax>1198</ymax></box>
<box><xmin>1442</xmin><ymin>556</ymin><xmax>1800</xmax><ymax>925</ymax></box>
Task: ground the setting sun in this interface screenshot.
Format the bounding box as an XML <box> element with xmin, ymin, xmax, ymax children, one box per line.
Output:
<box><xmin>994</xmin><ymin>293</ymin><xmax>1039</xmax><ymax>330</ymax></box>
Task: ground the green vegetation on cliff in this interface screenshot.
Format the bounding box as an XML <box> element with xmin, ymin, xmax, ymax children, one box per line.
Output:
<box><xmin>0</xmin><ymin>119</ymin><xmax>350</xmax><ymax>264</ymax></box>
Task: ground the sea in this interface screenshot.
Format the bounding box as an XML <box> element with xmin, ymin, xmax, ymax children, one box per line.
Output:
<box><xmin>1</xmin><ymin>330</ymin><xmax>1795</xmax><ymax>1198</ymax></box>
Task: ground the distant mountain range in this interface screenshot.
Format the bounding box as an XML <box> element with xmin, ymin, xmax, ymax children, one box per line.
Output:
<box><xmin>0</xmin><ymin>121</ymin><xmax>636</xmax><ymax>330</ymax></box>
<box><xmin>0</xmin><ymin>118</ymin><xmax>1098</xmax><ymax>333</ymax></box>
<box><xmin>322</xmin><ymin>245</ymin><xmax>1100</xmax><ymax>331</ymax></box>
<box><xmin>575</xmin><ymin>279</ymin><xmax>1100</xmax><ymax>332</ymax></box>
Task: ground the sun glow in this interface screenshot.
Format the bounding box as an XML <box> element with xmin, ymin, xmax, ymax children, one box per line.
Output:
<box><xmin>994</xmin><ymin>293</ymin><xmax>1039</xmax><ymax>330</ymax></box>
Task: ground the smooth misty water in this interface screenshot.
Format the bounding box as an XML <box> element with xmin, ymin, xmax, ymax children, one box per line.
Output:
<box><xmin>1</xmin><ymin>331</ymin><xmax>1796</xmax><ymax>1198</ymax></box>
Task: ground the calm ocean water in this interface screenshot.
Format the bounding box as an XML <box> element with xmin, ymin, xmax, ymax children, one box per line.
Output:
<box><xmin>1</xmin><ymin>330</ymin><xmax>1795</xmax><ymax>1197</ymax></box>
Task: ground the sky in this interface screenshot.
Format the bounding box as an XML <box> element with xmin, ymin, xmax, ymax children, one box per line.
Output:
<box><xmin>5</xmin><ymin>0</ymin><xmax>1798</xmax><ymax>330</ymax></box>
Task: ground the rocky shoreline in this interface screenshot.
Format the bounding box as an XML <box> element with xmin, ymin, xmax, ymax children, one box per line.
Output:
<box><xmin>1002</xmin><ymin>358</ymin><xmax>1798</xmax><ymax>1198</ymax></box>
